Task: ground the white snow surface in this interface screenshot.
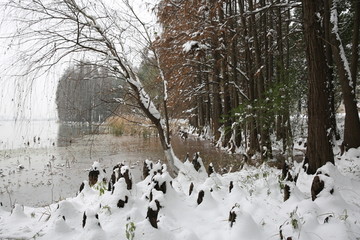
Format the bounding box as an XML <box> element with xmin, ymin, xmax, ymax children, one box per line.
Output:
<box><xmin>1</xmin><ymin>149</ymin><xmax>360</xmax><ymax>240</ymax></box>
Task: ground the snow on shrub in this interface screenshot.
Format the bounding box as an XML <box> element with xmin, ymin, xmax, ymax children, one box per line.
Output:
<box><xmin>1</xmin><ymin>152</ymin><xmax>360</xmax><ymax>240</ymax></box>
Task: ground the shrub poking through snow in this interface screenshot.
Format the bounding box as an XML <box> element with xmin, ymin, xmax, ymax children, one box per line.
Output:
<box><xmin>143</xmin><ymin>160</ymin><xmax>153</xmax><ymax>179</ymax></box>
<box><xmin>229</xmin><ymin>181</ymin><xmax>234</xmax><ymax>193</ymax></box>
<box><xmin>89</xmin><ymin>170</ymin><xmax>100</xmax><ymax>186</ymax></box>
<box><xmin>189</xmin><ymin>182</ymin><xmax>194</xmax><ymax>196</ymax></box>
<box><xmin>192</xmin><ymin>152</ymin><xmax>202</xmax><ymax>172</ymax></box>
<box><xmin>197</xmin><ymin>190</ymin><xmax>205</xmax><ymax>205</ymax></box>
<box><xmin>88</xmin><ymin>161</ymin><xmax>105</xmax><ymax>187</ymax></box>
<box><xmin>228</xmin><ymin>204</ymin><xmax>240</xmax><ymax>227</ymax></box>
<box><xmin>311</xmin><ymin>175</ymin><xmax>324</xmax><ymax>201</ymax></box>
<box><xmin>228</xmin><ymin>210</ymin><xmax>236</xmax><ymax>227</ymax></box>
<box><xmin>281</xmin><ymin>161</ymin><xmax>298</xmax><ymax>201</ymax></box>
<box><xmin>148</xmin><ymin>163</ymin><xmax>171</xmax><ymax>196</ymax></box>
<box><xmin>147</xmin><ymin>199</ymin><xmax>160</xmax><ymax>228</ymax></box>
<box><xmin>282</xmin><ymin>162</ymin><xmax>292</xmax><ymax>201</ymax></box>
<box><xmin>117</xmin><ymin>196</ymin><xmax>128</xmax><ymax>208</ymax></box>
<box><xmin>311</xmin><ymin>171</ymin><xmax>334</xmax><ymax>201</ymax></box>
<box><xmin>82</xmin><ymin>212</ymin><xmax>87</xmax><ymax>228</ymax></box>
<box><xmin>82</xmin><ymin>210</ymin><xmax>102</xmax><ymax>229</ymax></box>
<box><xmin>147</xmin><ymin>187</ymin><xmax>163</xmax><ymax>229</ymax></box>
<box><xmin>108</xmin><ymin>163</ymin><xmax>133</xmax><ymax>192</ymax></box>
<box><xmin>323</xmin><ymin>214</ymin><xmax>334</xmax><ymax>223</ymax></box>
<box><xmin>279</xmin><ymin>208</ymin><xmax>301</xmax><ymax>240</ymax></box>
<box><xmin>120</xmin><ymin>166</ymin><xmax>132</xmax><ymax>190</ymax></box>
<box><xmin>111</xmin><ymin>173</ymin><xmax>131</xmax><ymax>209</ymax></box>
<box><xmin>143</xmin><ymin>163</ymin><xmax>171</xmax><ymax>228</ymax></box>
<box><xmin>79</xmin><ymin>182</ymin><xmax>85</xmax><ymax>193</ymax></box>
<box><xmin>153</xmin><ymin>177</ymin><xmax>166</xmax><ymax>194</ymax></box>
<box><xmin>125</xmin><ymin>222</ymin><xmax>136</xmax><ymax>240</ymax></box>
<box><xmin>108</xmin><ymin>163</ymin><xmax>124</xmax><ymax>192</ymax></box>
<box><xmin>1</xmin><ymin>152</ymin><xmax>360</xmax><ymax>239</ymax></box>
<box><xmin>208</xmin><ymin>163</ymin><xmax>214</xmax><ymax>176</ymax></box>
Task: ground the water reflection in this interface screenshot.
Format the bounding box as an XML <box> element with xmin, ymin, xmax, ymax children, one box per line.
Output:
<box><xmin>0</xmin><ymin>121</ymin><xmax>242</xmax><ymax>210</ymax></box>
<box><xmin>171</xmin><ymin>137</ymin><xmax>243</xmax><ymax>173</ymax></box>
<box><xmin>56</xmin><ymin>122</ymin><xmax>110</xmax><ymax>147</ymax></box>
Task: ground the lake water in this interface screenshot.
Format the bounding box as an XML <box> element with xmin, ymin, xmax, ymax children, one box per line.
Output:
<box><xmin>0</xmin><ymin>120</ymin><xmax>243</xmax><ymax>210</ymax></box>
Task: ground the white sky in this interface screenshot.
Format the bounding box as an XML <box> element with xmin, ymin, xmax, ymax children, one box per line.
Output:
<box><xmin>0</xmin><ymin>1</ymin><xmax>58</xmax><ymax>120</ymax></box>
<box><xmin>0</xmin><ymin>43</ymin><xmax>59</xmax><ymax>120</ymax></box>
<box><xmin>0</xmin><ymin>0</ymin><xmax>157</xmax><ymax>121</ymax></box>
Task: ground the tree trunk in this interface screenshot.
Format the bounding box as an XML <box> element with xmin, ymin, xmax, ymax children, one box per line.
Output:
<box><xmin>249</xmin><ymin>0</ymin><xmax>272</xmax><ymax>159</ymax></box>
<box><xmin>302</xmin><ymin>0</ymin><xmax>334</xmax><ymax>174</ymax></box>
<box><xmin>350</xmin><ymin>0</ymin><xmax>360</xmax><ymax>88</ymax></box>
<box><xmin>284</xmin><ymin>8</ymin><xmax>293</xmax><ymax>154</ymax></box>
<box><xmin>276</xmin><ymin>0</ymin><xmax>285</xmax><ymax>142</ymax></box>
<box><xmin>209</xmin><ymin>2</ymin><xmax>222</xmax><ymax>142</ymax></box>
<box><xmin>127</xmin><ymin>70</ymin><xmax>180</xmax><ymax>176</ymax></box>
<box><xmin>230</xmin><ymin>0</ymin><xmax>242</xmax><ymax>149</ymax></box>
<box><xmin>220</xmin><ymin>1</ymin><xmax>232</xmax><ymax>148</ymax></box>
<box><xmin>330</xmin><ymin>0</ymin><xmax>360</xmax><ymax>150</ymax></box>
<box><xmin>239</xmin><ymin>0</ymin><xmax>260</xmax><ymax>155</ymax></box>
<box><xmin>324</xmin><ymin>0</ymin><xmax>340</xmax><ymax>141</ymax></box>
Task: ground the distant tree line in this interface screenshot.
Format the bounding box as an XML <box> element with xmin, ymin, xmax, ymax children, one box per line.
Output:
<box><xmin>56</xmin><ymin>62</ymin><xmax>122</xmax><ymax>123</ymax></box>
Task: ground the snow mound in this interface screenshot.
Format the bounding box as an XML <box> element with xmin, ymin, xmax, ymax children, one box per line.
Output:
<box><xmin>1</xmin><ymin>149</ymin><xmax>360</xmax><ymax>240</ymax></box>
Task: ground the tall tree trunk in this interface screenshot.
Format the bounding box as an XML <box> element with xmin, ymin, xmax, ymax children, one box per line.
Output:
<box><xmin>275</xmin><ymin>0</ymin><xmax>285</xmax><ymax>142</ymax></box>
<box><xmin>330</xmin><ymin>0</ymin><xmax>360</xmax><ymax>150</ymax></box>
<box><xmin>284</xmin><ymin>8</ymin><xmax>293</xmax><ymax>155</ymax></box>
<box><xmin>302</xmin><ymin>0</ymin><xmax>334</xmax><ymax>174</ymax></box>
<box><xmin>230</xmin><ymin>0</ymin><xmax>242</xmax><ymax>149</ymax></box>
<box><xmin>249</xmin><ymin>0</ymin><xmax>272</xmax><ymax>159</ymax></box>
<box><xmin>239</xmin><ymin>0</ymin><xmax>260</xmax><ymax>156</ymax></box>
<box><xmin>220</xmin><ymin>1</ymin><xmax>232</xmax><ymax>148</ymax></box>
<box><xmin>211</xmin><ymin>39</ymin><xmax>222</xmax><ymax>142</ymax></box>
<box><xmin>350</xmin><ymin>0</ymin><xmax>360</xmax><ymax>88</ymax></box>
<box><xmin>324</xmin><ymin>0</ymin><xmax>340</xmax><ymax>141</ymax></box>
<box><xmin>205</xmin><ymin>70</ymin><xmax>212</xmax><ymax>129</ymax></box>
<box><xmin>196</xmin><ymin>63</ymin><xmax>205</xmax><ymax>129</ymax></box>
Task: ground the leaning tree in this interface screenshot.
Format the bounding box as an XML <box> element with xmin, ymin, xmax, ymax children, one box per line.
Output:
<box><xmin>2</xmin><ymin>0</ymin><xmax>180</xmax><ymax>175</ymax></box>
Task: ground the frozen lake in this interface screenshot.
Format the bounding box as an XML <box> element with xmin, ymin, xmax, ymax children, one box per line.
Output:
<box><xmin>0</xmin><ymin>120</ymin><xmax>59</xmax><ymax>150</ymax></box>
<box><xmin>0</xmin><ymin>120</ymin><xmax>242</xmax><ymax>210</ymax></box>
<box><xmin>0</xmin><ymin>120</ymin><xmax>164</xmax><ymax>210</ymax></box>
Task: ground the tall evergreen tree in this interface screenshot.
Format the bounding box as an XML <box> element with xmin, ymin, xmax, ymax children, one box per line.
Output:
<box><xmin>302</xmin><ymin>0</ymin><xmax>334</xmax><ymax>174</ymax></box>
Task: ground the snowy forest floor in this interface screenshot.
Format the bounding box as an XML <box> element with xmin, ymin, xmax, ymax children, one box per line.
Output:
<box><xmin>0</xmin><ymin>143</ymin><xmax>360</xmax><ymax>240</ymax></box>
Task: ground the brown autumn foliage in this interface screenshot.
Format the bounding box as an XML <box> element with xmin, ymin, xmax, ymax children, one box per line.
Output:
<box><xmin>153</xmin><ymin>0</ymin><xmax>360</xmax><ymax>173</ymax></box>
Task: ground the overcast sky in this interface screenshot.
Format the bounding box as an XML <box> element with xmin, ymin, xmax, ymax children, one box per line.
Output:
<box><xmin>0</xmin><ymin>0</ymin><xmax>157</xmax><ymax>121</ymax></box>
<box><xmin>0</xmin><ymin>34</ymin><xmax>59</xmax><ymax>121</ymax></box>
<box><xmin>0</xmin><ymin>1</ymin><xmax>58</xmax><ymax>120</ymax></box>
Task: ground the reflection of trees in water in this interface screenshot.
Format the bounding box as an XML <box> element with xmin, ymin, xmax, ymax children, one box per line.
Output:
<box><xmin>56</xmin><ymin>62</ymin><xmax>124</xmax><ymax>123</ymax></box>
<box><xmin>56</xmin><ymin>123</ymin><xmax>108</xmax><ymax>147</ymax></box>
<box><xmin>55</xmin><ymin>125</ymin><xmax>243</xmax><ymax>174</ymax></box>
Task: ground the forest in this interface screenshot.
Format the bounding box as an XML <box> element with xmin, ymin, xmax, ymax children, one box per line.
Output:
<box><xmin>149</xmin><ymin>0</ymin><xmax>360</xmax><ymax>172</ymax></box>
<box><xmin>53</xmin><ymin>0</ymin><xmax>360</xmax><ymax>172</ymax></box>
<box><xmin>56</xmin><ymin>62</ymin><xmax>120</xmax><ymax>123</ymax></box>
<box><xmin>0</xmin><ymin>0</ymin><xmax>360</xmax><ymax>239</ymax></box>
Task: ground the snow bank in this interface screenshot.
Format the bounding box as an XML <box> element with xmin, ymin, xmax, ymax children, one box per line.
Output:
<box><xmin>1</xmin><ymin>149</ymin><xmax>360</xmax><ymax>239</ymax></box>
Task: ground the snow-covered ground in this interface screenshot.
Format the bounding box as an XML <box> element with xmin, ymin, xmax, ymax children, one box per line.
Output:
<box><xmin>1</xmin><ymin>147</ymin><xmax>360</xmax><ymax>240</ymax></box>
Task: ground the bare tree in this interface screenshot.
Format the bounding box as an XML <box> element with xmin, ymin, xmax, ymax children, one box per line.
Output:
<box><xmin>2</xmin><ymin>0</ymin><xmax>180</xmax><ymax>175</ymax></box>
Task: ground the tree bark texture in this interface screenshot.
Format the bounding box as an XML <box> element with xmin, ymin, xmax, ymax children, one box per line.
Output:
<box><xmin>302</xmin><ymin>0</ymin><xmax>334</xmax><ymax>174</ymax></box>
